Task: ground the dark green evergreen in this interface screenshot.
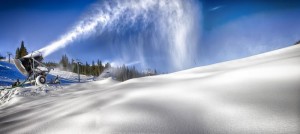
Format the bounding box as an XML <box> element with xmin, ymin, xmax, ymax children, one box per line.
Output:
<box><xmin>15</xmin><ymin>41</ymin><xmax>28</xmax><ymax>59</ymax></box>
<box><xmin>19</xmin><ymin>41</ymin><xmax>28</xmax><ymax>57</ymax></box>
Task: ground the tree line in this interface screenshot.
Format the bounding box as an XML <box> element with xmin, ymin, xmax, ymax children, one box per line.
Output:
<box><xmin>45</xmin><ymin>54</ymin><xmax>157</xmax><ymax>81</ymax></box>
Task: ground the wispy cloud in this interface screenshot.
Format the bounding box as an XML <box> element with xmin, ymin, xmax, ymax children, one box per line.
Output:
<box><xmin>107</xmin><ymin>60</ymin><xmax>140</xmax><ymax>67</ymax></box>
<box><xmin>126</xmin><ymin>61</ymin><xmax>141</xmax><ymax>66</ymax></box>
<box><xmin>209</xmin><ymin>5</ymin><xmax>223</xmax><ymax>12</ymax></box>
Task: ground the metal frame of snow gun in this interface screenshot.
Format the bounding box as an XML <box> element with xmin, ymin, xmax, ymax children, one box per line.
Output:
<box><xmin>13</xmin><ymin>51</ymin><xmax>53</xmax><ymax>86</ymax></box>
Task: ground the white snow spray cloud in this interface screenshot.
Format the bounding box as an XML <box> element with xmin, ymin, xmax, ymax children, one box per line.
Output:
<box><xmin>37</xmin><ymin>0</ymin><xmax>201</xmax><ymax>71</ymax></box>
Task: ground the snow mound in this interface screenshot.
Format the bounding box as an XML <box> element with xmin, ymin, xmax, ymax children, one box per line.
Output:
<box><xmin>93</xmin><ymin>77</ymin><xmax>120</xmax><ymax>85</ymax></box>
<box><xmin>0</xmin><ymin>45</ymin><xmax>300</xmax><ymax>134</ymax></box>
<box><xmin>0</xmin><ymin>85</ymin><xmax>63</xmax><ymax>105</ymax></box>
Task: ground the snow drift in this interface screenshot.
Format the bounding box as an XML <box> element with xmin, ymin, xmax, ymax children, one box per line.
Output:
<box><xmin>0</xmin><ymin>45</ymin><xmax>300</xmax><ymax>134</ymax></box>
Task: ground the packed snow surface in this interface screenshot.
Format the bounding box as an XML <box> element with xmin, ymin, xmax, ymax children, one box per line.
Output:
<box><xmin>1</xmin><ymin>45</ymin><xmax>300</xmax><ymax>134</ymax></box>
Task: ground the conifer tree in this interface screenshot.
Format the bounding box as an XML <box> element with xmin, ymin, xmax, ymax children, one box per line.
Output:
<box><xmin>19</xmin><ymin>41</ymin><xmax>28</xmax><ymax>57</ymax></box>
<box><xmin>59</xmin><ymin>54</ymin><xmax>69</xmax><ymax>70</ymax></box>
<box><xmin>91</xmin><ymin>61</ymin><xmax>96</xmax><ymax>76</ymax></box>
<box><xmin>97</xmin><ymin>60</ymin><xmax>104</xmax><ymax>75</ymax></box>
<box><xmin>104</xmin><ymin>63</ymin><xmax>111</xmax><ymax>69</ymax></box>
<box><xmin>15</xmin><ymin>41</ymin><xmax>28</xmax><ymax>59</ymax></box>
<box><xmin>15</xmin><ymin>48</ymin><xmax>20</xmax><ymax>59</ymax></box>
<box><xmin>85</xmin><ymin>62</ymin><xmax>90</xmax><ymax>75</ymax></box>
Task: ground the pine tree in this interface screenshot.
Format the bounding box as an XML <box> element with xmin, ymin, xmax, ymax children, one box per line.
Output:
<box><xmin>15</xmin><ymin>41</ymin><xmax>28</xmax><ymax>59</ymax></box>
<box><xmin>80</xmin><ymin>64</ymin><xmax>84</xmax><ymax>74</ymax></box>
<box><xmin>97</xmin><ymin>60</ymin><xmax>104</xmax><ymax>75</ymax></box>
<box><xmin>104</xmin><ymin>63</ymin><xmax>111</xmax><ymax>69</ymax></box>
<box><xmin>59</xmin><ymin>54</ymin><xmax>69</xmax><ymax>70</ymax></box>
<box><xmin>91</xmin><ymin>61</ymin><xmax>96</xmax><ymax>76</ymax></box>
<box><xmin>85</xmin><ymin>62</ymin><xmax>90</xmax><ymax>75</ymax></box>
<box><xmin>19</xmin><ymin>41</ymin><xmax>28</xmax><ymax>57</ymax></box>
<box><xmin>15</xmin><ymin>48</ymin><xmax>20</xmax><ymax>59</ymax></box>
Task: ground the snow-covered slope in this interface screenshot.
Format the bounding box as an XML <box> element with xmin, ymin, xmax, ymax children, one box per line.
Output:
<box><xmin>0</xmin><ymin>63</ymin><xmax>92</xmax><ymax>104</ymax></box>
<box><xmin>1</xmin><ymin>45</ymin><xmax>300</xmax><ymax>134</ymax></box>
<box><xmin>0</xmin><ymin>61</ymin><xmax>25</xmax><ymax>86</ymax></box>
<box><xmin>49</xmin><ymin>68</ymin><xmax>94</xmax><ymax>83</ymax></box>
<box><xmin>0</xmin><ymin>61</ymin><xmax>93</xmax><ymax>87</ymax></box>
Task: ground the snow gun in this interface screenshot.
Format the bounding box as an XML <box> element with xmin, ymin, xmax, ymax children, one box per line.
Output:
<box><xmin>13</xmin><ymin>52</ymin><xmax>52</xmax><ymax>86</ymax></box>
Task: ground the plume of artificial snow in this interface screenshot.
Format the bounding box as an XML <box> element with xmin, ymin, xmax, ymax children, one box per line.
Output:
<box><xmin>37</xmin><ymin>0</ymin><xmax>201</xmax><ymax>71</ymax></box>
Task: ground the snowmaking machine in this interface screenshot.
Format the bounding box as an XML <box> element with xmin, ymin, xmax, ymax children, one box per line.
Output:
<box><xmin>13</xmin><ymin>52</ymin><xmax>52</xmax><ymax>86</ymax></box>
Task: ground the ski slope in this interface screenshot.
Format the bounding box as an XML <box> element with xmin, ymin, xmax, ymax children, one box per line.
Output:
<box><xmin>1</xmin><ymin>45</ymin><xmax>300</xmax><ymax>134</ymax></box>
<box><xmin>0</xmin><ymin>61</ymin><xmax>93</xmax><ymax>87</ymax></box>
<box><xmin>0</xmin><ymin>61</ymin><xmax>25</xmax><ymax>86</ymax></box>
<box><xmin>0</xmin><ymin>64</ymin><xmax>93</xmax><ymax>105</ymax></box>
<box><xmin>49</xmin><ymin>68</ymin><xmax>94</xmax><ymax>83</ymax></box>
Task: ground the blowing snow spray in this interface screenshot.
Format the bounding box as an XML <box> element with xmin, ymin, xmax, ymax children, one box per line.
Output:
<box><xmin>28</xmin><ymin>0</ymin><xmax>201</xmax><ymax>71</ymax></box>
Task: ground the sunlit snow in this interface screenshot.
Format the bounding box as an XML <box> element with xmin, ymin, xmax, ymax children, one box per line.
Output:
<box><xmin>1</xmin><ymin>45</ymin><xmax>300</xmax><ymax>134</ymax></box>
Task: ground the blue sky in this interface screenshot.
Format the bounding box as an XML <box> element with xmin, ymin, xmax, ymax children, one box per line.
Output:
<box><xmin>0</xmin><ymin>0</ymin><xmax>300</xmax><ymax>72</ymax></box>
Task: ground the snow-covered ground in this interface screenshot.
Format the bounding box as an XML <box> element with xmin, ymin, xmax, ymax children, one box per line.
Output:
<box><xmin>49</xmin><ymin>68</ymin><xmax>94</xmax><ymax>83</ymax></box>
<box><xmin>0</xmin><ymin>63</ymin><xmax>93</xmax><ymax>105</ymax></box>
<box><xmin>1</xmin><ymin>45</ymin><xmax>300</xmax><ymax>134</ymax></box>
<box><xmin>0</xmin><ymin>61</ymin><xmax>25</xmax><ymax>86</ymax></box>
<box><xmin>0</xmin><ymin>63</ymin><xmax>94</xmax><ymax>87</ymax></box>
